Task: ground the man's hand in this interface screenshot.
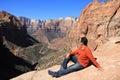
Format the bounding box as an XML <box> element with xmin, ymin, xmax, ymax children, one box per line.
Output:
<box><xmin>66</xmin><ymin>53</ymin><xmax>70</xmax><ymax>59</ymax></box>
<box><xmin>98</xmin><ymin>67</ymin><xmax>103</xmax><ymax>71</ymax></box>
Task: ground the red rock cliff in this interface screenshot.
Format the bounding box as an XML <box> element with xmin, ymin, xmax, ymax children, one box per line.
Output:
<box><xmin>65</xmin><ymin>0</ymin><xmax>120</xmax><ymax>51</ymax></box>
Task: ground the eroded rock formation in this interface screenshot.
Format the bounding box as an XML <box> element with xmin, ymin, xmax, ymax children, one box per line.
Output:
<box><xmin>65</xmin><ymin>0</ymin><xmax>120</xmax><ymax>51</ymax></box>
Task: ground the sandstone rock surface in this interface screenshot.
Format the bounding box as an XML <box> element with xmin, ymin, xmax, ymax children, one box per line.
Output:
<box><xmin>64</xmin><ymin>0</ymin><xmax>120</xmax><ymax>51</ymax></box>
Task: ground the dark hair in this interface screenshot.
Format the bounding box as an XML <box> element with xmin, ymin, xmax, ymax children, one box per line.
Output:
<box><xmin>81</xmin><ymin>37</ymin><xmax>88</xmax><ymax>45</ymax></box>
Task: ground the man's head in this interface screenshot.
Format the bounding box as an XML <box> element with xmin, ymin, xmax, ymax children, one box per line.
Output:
<box><xmin>81</xmin><ymin>37</ymin><xmax>88</xmax><ymax>46</ymax></box>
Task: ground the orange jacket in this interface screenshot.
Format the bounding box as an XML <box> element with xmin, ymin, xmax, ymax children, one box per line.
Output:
<box><xmin>69</xmin><ymin>46</ymin><xmax>101</xmax><ymax>68</ymax></box>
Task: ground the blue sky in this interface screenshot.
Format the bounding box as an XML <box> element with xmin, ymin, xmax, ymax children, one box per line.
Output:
<box><xmin>0</xmin><ymin>0</ymin><xmax>106</xmax><ymax>20</ymax></box>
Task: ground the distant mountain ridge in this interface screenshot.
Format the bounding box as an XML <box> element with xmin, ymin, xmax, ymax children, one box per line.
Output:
<box><xmin>18</xmin><ymin>16</ymin><xmax>78</xmax><ymax>44</ymax></box>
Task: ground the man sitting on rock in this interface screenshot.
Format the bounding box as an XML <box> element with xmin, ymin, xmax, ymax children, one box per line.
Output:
<box><xmin>48</xmin><ymin>37</ymin><xmax>102</xmax><ymax>78</ymax></box>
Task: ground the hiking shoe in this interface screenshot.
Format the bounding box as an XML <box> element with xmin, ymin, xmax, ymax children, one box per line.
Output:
<box><xmin>48</xmin><ymin>70</ymin><xmax>57</xmax><ymax>77</ymax></box>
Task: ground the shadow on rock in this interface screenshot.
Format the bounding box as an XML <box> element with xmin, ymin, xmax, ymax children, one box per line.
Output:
<box><xmin>0</xmin><ymin>44</ymin><xmax>38</xmax><ymax>80</ymax></box>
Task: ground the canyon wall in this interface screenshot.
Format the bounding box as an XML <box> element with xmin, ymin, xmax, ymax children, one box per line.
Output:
<box><xmin>65</xmin><ymin>0</ymin><xmax>120</xmax><ymax>51</ymax></box>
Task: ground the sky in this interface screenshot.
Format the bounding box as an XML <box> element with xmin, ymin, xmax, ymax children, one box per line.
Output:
<box><xmin>0</xmin><ymin>0</ymin><xmax>106</xmax><ymax>20</ymax></box>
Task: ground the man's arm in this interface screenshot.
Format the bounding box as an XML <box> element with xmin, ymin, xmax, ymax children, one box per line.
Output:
<box><xmin>66</xmin><ymin>48</ymin><xmax>80</xmax><ymax>58</ymax></box>
<box><xmin>86</xmin><ymin>48</ymin><xmax>102</xmax><ymax>69</ymax></box>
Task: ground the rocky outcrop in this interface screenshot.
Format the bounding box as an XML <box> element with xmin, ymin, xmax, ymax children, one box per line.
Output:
<box><xmin>0</xmin><ymin>11</ymin><xmax>39</xmax><ymax>80</ymax></box>
<box><xmin>0</xmin><ymin>11</ymin><xmax>39</xmax><ymax>53</ymax></box>
<box><xmin>65</xmin><ymin>0</ymin><xmax>120</xmax><ymax>51</ymax></box>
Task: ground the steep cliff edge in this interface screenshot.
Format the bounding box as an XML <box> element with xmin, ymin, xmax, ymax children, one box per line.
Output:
<box><xmin>0</xmin><ymin>11</ymin><xmax>38</xmax><ymax>54</ymax></box>
<box><xmin>0</xmin><ymin>11</ymin><xmax>39</xmax><ymax>79</ymax></box>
